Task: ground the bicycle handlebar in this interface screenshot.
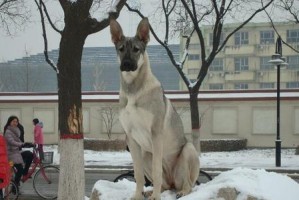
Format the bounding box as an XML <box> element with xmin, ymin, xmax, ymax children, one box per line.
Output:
<box><xmin>22</xmin><ymin>142</ymin><xmax>36</xmax><ymax>148</ymax></box>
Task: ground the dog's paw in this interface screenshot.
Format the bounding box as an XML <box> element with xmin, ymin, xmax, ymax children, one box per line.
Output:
<box><xmin>143</xmin><ymin>190</ymin><xmax>152</xmax><ymax>198</ymax></box>
<box><xmin>130</xmin><ymin>196</ymin><xmax>143</xmax><ymax>200</ymax></box>
<box><xmin>176</xmin><ymin>191</ymin><xmax>188</xmax><ymax>199</ymax></box>
<box><xmin>148</xmin><ymin>193</ymin><xmax>161</xmax><ymax>200</ymax></box>
<box><xmin>130</xmin><ymin>192</ymin><xmax>144</xmax><ymax>200</ymax></box>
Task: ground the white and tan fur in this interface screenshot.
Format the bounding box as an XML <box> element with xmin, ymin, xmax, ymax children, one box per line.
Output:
<box><xmin>110</xmin><ymin>18</ymin><xmax>200</xmax><ymax>200</ymax></box>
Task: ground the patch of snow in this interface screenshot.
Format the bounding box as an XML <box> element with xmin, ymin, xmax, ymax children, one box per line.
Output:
<box><xmin>90</xmin><ymin>168</ymin><xmax>299</xmax><ymax>200</ymax></box>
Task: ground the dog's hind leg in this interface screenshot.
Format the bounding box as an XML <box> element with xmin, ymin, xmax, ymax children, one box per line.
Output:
<box><xmin>173</xmin><ymin>143</ymin><xmax>200</xmax><ymax>198</ymax></box>
<box><xmin>127</xmin><ymin>138</ymin><xmax>145</xmax><ymax>200</ymax></box>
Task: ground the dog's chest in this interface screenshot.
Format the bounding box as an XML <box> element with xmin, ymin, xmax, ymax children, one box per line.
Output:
<box><xmin>119</xmin><ymin>96</ymin><xmax>153</xmax><ymax>148</ymax></box>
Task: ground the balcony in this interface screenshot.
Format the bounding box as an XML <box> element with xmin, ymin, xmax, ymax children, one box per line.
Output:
<box><xmin>225</xmin><ymin>71</ymin><xmax>256</xmax><ymax>81</ymax></box>
<box><xmin>224</xmin><ymin>45</ymin><xmax>256</xmax><ymax>55</ymax></box>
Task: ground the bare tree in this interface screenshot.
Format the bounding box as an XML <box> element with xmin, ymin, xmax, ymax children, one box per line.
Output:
<box><xmin>93</xmin><ymin>64</ymin><xmax>106</xmax><ymax>91</ymax></box>
<box><xmin>33</xmin><ymin>0</ymin><xmax>127</xmax><ymax>199</ymax></box>
<box><xmin>278</xmin><ymin>0</ymin><xmax>299</xmax><ymax>23</ymax></box>
<box><xmin>126</xmin><ymin>0</ymin><xmax>274</xmax><ymax>153</ymax></box>
<box><xmin>100</xmin><ymin>106</ymin><xmax>119</xmax><ymax>139</ymax></box>
<box><xmin>0</xmin><ymin>0</ymin><xmax>30</xmax><ymax>35</ymax></box>
<box><xmin>263</xmin><ymin>0</ymin><xmax>299</xmax><ymax>53</ymax></box>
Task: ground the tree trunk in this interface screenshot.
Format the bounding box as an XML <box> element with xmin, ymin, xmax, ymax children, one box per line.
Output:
<box><xmin>57</xmin><ymin>27</ymin><xmax>86</xmax><ymax>199</ymax></box>
<box><xmin>189</xmin><ymin>90</ymin><xmax>201</xmax><ymax>154</ymax></box>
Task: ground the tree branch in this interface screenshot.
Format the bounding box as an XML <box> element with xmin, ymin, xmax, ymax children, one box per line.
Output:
<box><xmin>86</xmin><ymin>0</ymin><xmax>127</xmax><ymax>35</ymax></box>
<box><xmin>34</xmin><ymin>0</ymin><xmax>58</xmax><ymax>73</ymax></box>
<box><xmin>40</xmin><ymin>0</ymin><xmax>62</xmax><ymax>34</ymax></box>
<box><xmin>264</xmin><ymin>4</ymin><xmax>299</xmax><ymax>53</ymax></box>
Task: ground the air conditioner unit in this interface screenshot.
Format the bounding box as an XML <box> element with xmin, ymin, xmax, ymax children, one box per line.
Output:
<box><xmin>259</xmin><ymin>45</ymin><xmax>263</xmax><ymax>50</ymax></box>
<box><xmin>209</xmin><ymin>73</ymin><xmax>213</xmax><ymax>78</ymax></box>
<box><xmin>259</xmin><ymin>72</ymin><xmax>264</xmax><ymax>76</ymax></box>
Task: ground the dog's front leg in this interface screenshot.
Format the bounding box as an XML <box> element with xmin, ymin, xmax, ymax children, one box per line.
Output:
<box><xmin>150</xmin><ymin>134</ymin><xmax>163</xmax><ymax>200</ymax></box>
<box><xmin>127</xmin><ymin>138</ymin><xmax>145</xmax><ymax>200</ymax></box>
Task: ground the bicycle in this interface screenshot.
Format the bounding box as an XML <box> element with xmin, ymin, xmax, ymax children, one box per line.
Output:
<box><xmin>114</xmin><ymin>169</ymin><xmax>212</xmax><ymax>186</ymax></box>
<box><xmin>0</xmin><ymin>161</ymin><xmax>19</xmax><ymax>200</ymax></box>
<box><xmin>7</xmin><ymin>145</ymin><xmax>59</xmax><ymax>200</ymax></box>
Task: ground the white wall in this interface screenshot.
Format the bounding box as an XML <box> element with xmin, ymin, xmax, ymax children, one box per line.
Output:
<box><xmin>0</xmin><ymin>91</ymin><xmax>298</xmax><ymax>148</ymax></box>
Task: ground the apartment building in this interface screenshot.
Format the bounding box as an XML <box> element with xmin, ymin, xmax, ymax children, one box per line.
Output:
<box><xmin>181</xmin><ymin>22</ymin><xmax>299</xmax><ymax>90</ymax></box>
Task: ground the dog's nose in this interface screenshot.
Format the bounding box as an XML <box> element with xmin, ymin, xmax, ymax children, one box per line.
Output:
<box><xmin>121</xmin><ymin>59</ymin><xmax>136</xmax><ymax>71</ymax></box>
<box><xmin>123</xmin><ymin>60</ymin><xmax>131</xmax><ymax>68</ymax></box>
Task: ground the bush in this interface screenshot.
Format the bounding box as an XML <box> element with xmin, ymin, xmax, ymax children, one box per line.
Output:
<box><xmin>201</xmin><ymin>139</ymin><xmax>247</xmax><ymax>152</ymax></box>
<box><xmin>84</xmin><ymin>139</ymin><xmax>126</xmax><ymax>151</ymax></box>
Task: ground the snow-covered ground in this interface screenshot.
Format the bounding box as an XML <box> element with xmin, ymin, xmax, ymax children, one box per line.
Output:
<box><xmin>46</xmin><ymin>145</ymin><xmax>299</xmax><ymax>170</ymax></box>
<box><xmin>44</xmin><ymin>146</ymin><xmax>299</xmax><ymax>200</ymax></box>
<box><xmin>94</xmin><ymin>168</ymin><xmax>299</xmax><ymax>200</ymax></box>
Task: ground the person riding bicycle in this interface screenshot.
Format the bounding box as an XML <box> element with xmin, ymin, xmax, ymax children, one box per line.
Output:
<box><xmin>17</xmin><ymin>123</ymin><xmax>33</xmax><ymax>177</ymax></box>
<box><xmin>3</xmin><ymin>116</ymin><xmax>33</xmax><ymax>192</ymax></box>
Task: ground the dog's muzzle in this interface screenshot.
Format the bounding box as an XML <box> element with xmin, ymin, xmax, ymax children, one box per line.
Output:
<box><xmin>120</xmin><ymin>59</ymin><xmax>137</xmax><ymax>72</ymax></box>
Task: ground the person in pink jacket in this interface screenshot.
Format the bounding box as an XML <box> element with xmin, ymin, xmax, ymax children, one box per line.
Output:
<box><xmin>33</xmin><ymin>118</ymin><xmax>44</xmax><ymax>160</ymax></box>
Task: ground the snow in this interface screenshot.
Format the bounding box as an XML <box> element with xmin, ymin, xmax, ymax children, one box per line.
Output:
<box><xmin>46</xmin><ymin>146</ymin><xmax>299</xmax><ymax>170</ymax></box>
<box><xmin>44</xmin><ymin>146</ymin><xmax>299</xmax><ymax>199</ymax></box>
<box><xmin>92</xmin><ymin>168</ymin><xmax>299</xmax><ymax>200</ymax></box>
<box><xmin>110</xmin><ymin>0</ymin><xmax>121</xmax><ymax>12</ymax></box>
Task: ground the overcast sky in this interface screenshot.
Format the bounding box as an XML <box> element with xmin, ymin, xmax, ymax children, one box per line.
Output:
<box><xmin>0</xmin><ymin>0</ymin><xmax>294</xmax><ymax>62</ymax></box>
<box><xmin>0</xmin><ymin>0</ymin><xmax>164</xmax><ymax>62</ymax></box>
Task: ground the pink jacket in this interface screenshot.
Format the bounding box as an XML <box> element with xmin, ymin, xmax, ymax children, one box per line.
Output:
<box><xmin>34</xmin><ymin>123</ymin><xmax>44</xmax><ymax>144</ymax></box>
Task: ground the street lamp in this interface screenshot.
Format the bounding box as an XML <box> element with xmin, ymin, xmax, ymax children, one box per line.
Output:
<box><xmin>268</xmin><ymin>37</ymin><xmax>288</xmax><ymax>167</ymax></box>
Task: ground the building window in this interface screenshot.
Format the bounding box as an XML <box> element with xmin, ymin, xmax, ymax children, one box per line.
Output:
<box><xmin>287</xmin><ymin>29</ymin><xmax>299</xmax><ymax>43</ymax></box>
<box><xmin>189</xmin><ymin>54</ymin><xmax>200</xmax><ymax>60</ymax></box>
<box><xmin>209</xmin><ymin>33</ymin><xmax>225</xmax><ymax>46</ymax></box>
<box><xmin>260</xmin><ymin>83</ymin><xmax>275</xmax><ymax>89</ymax></box>
<box><xmin>260</xmin><ymin>57</ymin><xmax>274</xmax><ymax>70</ymax></box>
<box><xmin>210</xmin><ymin>58</ymin><xmax>224</xmax><ymax>71</ymax></box>
<box><xmin>287</xmin><ymin>56</ymin><xmax>299</xmax><ymax>69</ymax></box>
<box><xmin>188</xmin><ymin>68</ymin><xmax>200</xmax><ymax>74</ymax></box>
<box><xmin>209</xmin><ymin>83</ymin><xmax>223</xmax><ymax>90</ymax></box>
<box><xmin>234</xmin><ymin>31</ymin><xmax>249</xmax><ymax>45</ymax></box>
<box><xmin>234</xmin><ymin>83</ymin><xmax>248</xmax><ymax>89</ymax></box>
<box><xmin>286</xmin><ymin>82</ymin><xmax>299</xmax><ymax>88</ymax></box>
<box><xmin>260</xmin><ymin>30</ymin><xmax>274</xmax><ymax>44</ymax></box>
<box><xmin>234</xmin><ymin>57</ymin><xmax>248</xmax><ymax>71</ymax></box>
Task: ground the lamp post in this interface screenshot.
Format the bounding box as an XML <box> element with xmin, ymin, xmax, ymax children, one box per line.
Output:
<box><xmin>268</xmin><ymin>37</ymin><xmax>288</xmax><ymax>167</ymax></box>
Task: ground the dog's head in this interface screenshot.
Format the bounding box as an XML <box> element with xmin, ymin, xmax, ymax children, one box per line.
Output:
<box><xmin>110</xmin><ymin>18</ymin><xmax>150</xmax><ymax>82</ymax></box>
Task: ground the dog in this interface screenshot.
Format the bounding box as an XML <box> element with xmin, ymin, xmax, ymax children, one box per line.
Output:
<box><xmin>110</xmin><ymin>18</ymin><xmax>200</xmax><ymax>200</ymax></box>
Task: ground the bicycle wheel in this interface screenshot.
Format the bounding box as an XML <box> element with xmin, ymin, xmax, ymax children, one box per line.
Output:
<box><xmin>33</xmin><ymin>165</ymin><xmax>59</xmax><ymax>199</ymax></box>
<box><xmin>196</xmin><ymin>170</ymin><xmax>213</xmax><ymax>185</ymax></box>
<box><xmin>114</xmin><ymin>171</ymin><xmax>135</xmax><ymax>182</ymax></box>
<box><xmin>4</xmin><ymin>181</ymin><xmax>19</xmax><ymax>200</ymax></box>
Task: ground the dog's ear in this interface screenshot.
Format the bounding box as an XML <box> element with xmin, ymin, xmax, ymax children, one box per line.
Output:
<box><xmin>136</xmin><ymin>18</ymin><xmax>150</xmax><ymax>44</ymax></box>
<box><xmin>110</xmin><ymin>19</ymin><xmax>124</xmax><ymax>44</ymax></box>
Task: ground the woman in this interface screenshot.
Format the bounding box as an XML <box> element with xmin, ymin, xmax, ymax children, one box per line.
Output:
<box><xmin>3</xmin><ymin>116</ymin><xmax>25</xmax><ymax>189</ymax></box>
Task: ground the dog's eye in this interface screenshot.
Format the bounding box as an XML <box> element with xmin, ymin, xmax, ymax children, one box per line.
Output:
<box><xmin>119</xmin><ymin>45</ymin><xmax>124</xmax><ymax>52</ymax></box>
<box><xmin>133</xmin><ymin>46</ymin><xmax>140</xmax><ymax>53</ymax></box>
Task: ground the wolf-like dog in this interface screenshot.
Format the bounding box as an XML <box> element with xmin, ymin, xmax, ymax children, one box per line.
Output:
<box><xmin>110</xmin><ymin>18</ymin><xmax>200</xmax><ymax>200</ymax></box>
